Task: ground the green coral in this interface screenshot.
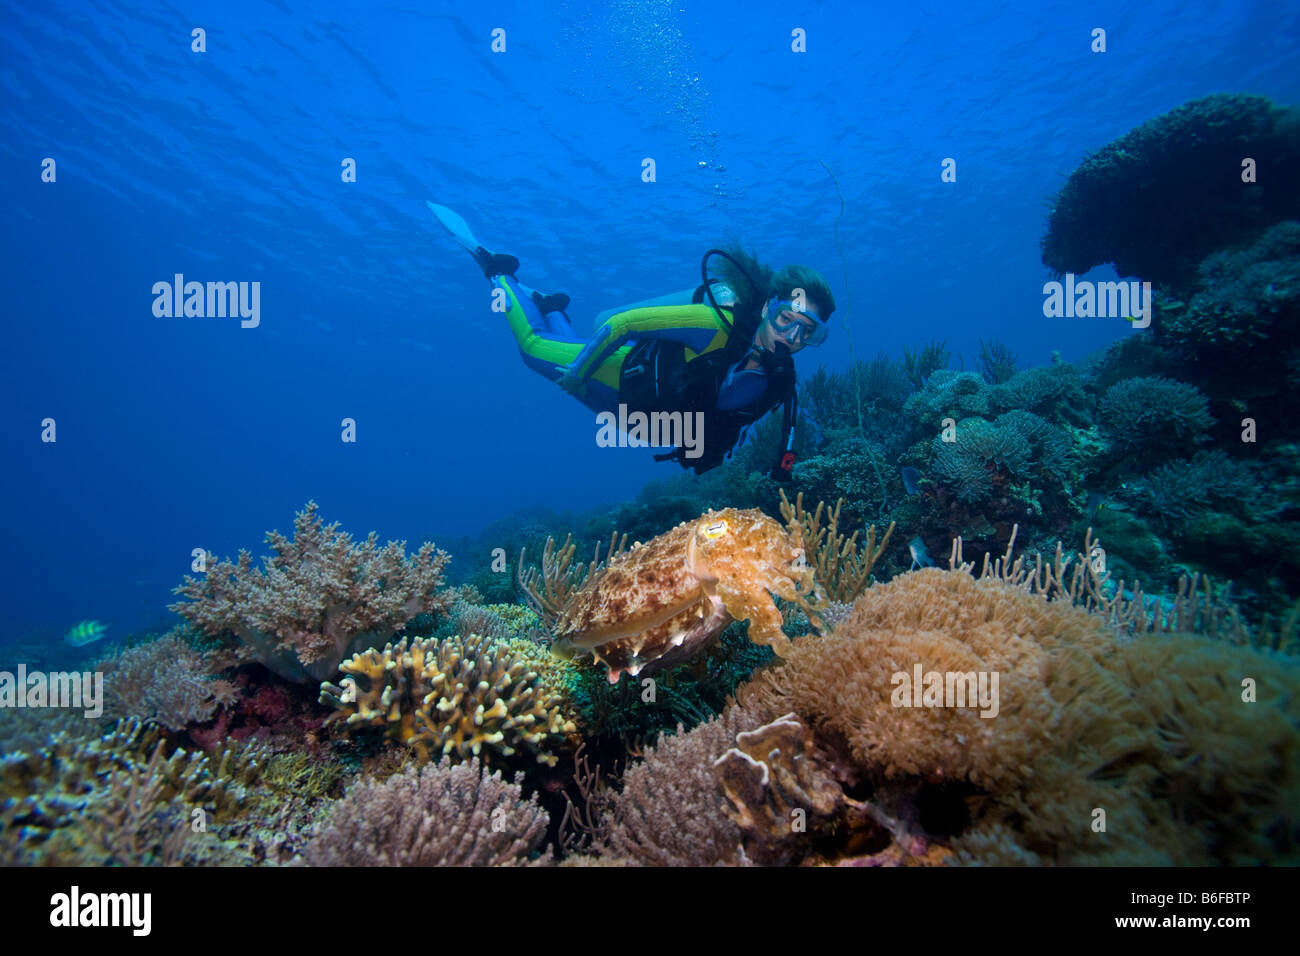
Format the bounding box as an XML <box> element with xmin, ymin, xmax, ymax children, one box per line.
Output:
<box><xmin>903</xmin><ymin>369</ymin><xmax>989</xmax><ymax>426</ymax></box>
<box><xmin>1098</xmin><ymin>376</ymin><xmax>1214</xmax><ymax>456</ymax></box>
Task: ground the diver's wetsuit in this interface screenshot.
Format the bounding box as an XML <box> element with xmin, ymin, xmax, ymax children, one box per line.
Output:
<box><xmin>491</xmin><ymin>273</ymin><xmax>795</xmax><ymax>474</ymax></box>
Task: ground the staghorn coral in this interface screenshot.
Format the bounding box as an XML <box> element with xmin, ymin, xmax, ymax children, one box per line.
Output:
<box><xmin>301</xmin><ymin>757</ymin><xmax>549</xmax><ymax>866</ymax></box>
<box><xmin>778</xmin><ymin>490</ymin><xmax>894</xmax><ymax>603</ymax></box>
<box><xmin>318</xmin><ymin>632</ymin><xmax>577</xmax><ymax>766</ymax></box>
<box><xmin>171</xmin><ymin>501</ymin><xmax>453</xmax><ymax>683</ymax></box>
<box><xmin>600</xmin><ymin>706</ymin><xmax>763</xmax><ymax>866</ymax></box>
<box><xmin>95</xmin><ymin>629</ymin><xmax>237</xmax><ymax>731</ymax></box>
<box><xmin>1041</xmin><ymin>93</ymin><xmax>1300</xmax><ymax>285</ymax></box>
<box><xmin>1097</xmin><ymin>375</ymin><xmax>1214</xmax><ymax>456</ymax></box>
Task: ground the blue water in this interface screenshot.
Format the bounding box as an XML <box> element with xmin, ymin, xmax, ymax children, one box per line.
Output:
<box><xmin>3</xmin><ymin>0</ymin><xmax>1298</xmax><ymax>641</ymax></box>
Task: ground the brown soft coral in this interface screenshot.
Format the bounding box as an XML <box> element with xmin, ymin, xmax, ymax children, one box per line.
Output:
<box><xmin>742</xmin><ymin>568</ymin><xmax>1119</xmax><ymax>788</ymax></box>
<box><xmin>739</xmin><ymin>567</ymin><xmax>1300</xmax><ymax>864</ymax></box>
<box><xmin>171</xmin><ymin>501</ymin><xmax>453</xmax><ymax>683</ymax></box>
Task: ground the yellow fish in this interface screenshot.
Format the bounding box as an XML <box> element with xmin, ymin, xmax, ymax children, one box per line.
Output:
<box><xmin>64</xmin><ymin>620</ymin><xmax>109</xmax><ymax>646</ymax></box>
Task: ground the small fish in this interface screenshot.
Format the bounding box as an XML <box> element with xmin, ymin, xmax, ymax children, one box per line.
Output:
<box><xmin>900</xmin><ymin>466</ymin><xmax>922</xmax><ymax>495</ymax></box>
<box><xmin>908</xmin><ymin>536</ymin><xmax>935</xmax><ymax>571</ymax></box>
<box><xmin>1086</xmin><ymin>491</ymin><xmax>1106</xmax><ymax>520</ymax></box>
<box><xmin>64</xmin><ymin>620</ymin><xmax>109</xmax><ymax>647</ymax></box>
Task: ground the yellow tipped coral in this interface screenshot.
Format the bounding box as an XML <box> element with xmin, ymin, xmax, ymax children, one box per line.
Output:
<box><xmin>319</xmin><ymin>632</ymin><xmax>578</xmax><ymax>766</ymax></box>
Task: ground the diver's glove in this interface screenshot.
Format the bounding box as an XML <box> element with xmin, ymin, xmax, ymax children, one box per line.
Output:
<box><xmin>557</xmin><ymin>367</ymin><xmax>589</xmax><ymax>399</ymax></box>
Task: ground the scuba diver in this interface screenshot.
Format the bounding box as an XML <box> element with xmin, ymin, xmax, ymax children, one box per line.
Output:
<box><xmin>428</xmin><ymin>202</ymin><xmax>835</xmax><ymax>479</ymax></box>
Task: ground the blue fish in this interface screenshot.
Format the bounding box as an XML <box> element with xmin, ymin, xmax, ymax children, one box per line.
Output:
<box><xmin>901</xmin><ymin>466</ymin><xmax>922</xmax><ymax>495</ymax></box>
<box><xmin>908</xmin><ymin>536</ymin><xmax>935</xmax><ymax>570</ymax></box>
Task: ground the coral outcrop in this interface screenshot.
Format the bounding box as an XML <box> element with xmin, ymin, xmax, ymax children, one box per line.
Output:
<box><xmin>301</xmin><ymin>757</ymin><xmax>549</xmax><ymax>866</ymax></box>
<box><xmin>318</xmin><ymin>632</ymin><xmax>577</xmax><ymax>766</ymax></box>
<box><xmin>1041</xmin><ymin>93</ymin><xmax>1300</xmax><ymax>284</ymax></box>
<box><xmin>171</xmin><ymin>501</ymin><xmax>453</xmax><ymax>683</ymax></box>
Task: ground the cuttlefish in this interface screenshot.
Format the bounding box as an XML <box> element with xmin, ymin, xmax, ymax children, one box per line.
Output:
<box><xmin>551</xmin><ymin>508</ymin><xmax>822</xmax><ymax>684</ymax></box>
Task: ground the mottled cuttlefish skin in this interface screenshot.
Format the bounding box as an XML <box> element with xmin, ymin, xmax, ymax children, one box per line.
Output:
<box><xmin>551</xmin><ymin>508</ymin><xmax>822</xmax><ymax>684</ymax></box>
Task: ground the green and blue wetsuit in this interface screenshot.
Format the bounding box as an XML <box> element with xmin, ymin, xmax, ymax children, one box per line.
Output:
<box><xmin>492</xmin><ymin>273</ymin><xmax>797</xmax><ymax>474</ymax></box>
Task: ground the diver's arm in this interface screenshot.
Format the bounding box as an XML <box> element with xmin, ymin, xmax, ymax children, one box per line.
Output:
<box><xmin>567</xmin><ymin>306</ymin><xmax>724</xmax><ymax>383</ymax></box>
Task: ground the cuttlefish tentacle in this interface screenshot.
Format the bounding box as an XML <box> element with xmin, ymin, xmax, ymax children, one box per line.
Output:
<box><xmin>716</xmin><ymin>580</ymin><xmax>792</xmax><ymax>656</ymax></box>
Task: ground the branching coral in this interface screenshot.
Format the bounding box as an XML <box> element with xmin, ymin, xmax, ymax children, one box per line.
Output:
<box><xmin>0</xmin><ymin>718</ymin><xmax>260</xmax><ymax>863</ymax></box>
<box><xmin>778</xmin><ymin>490</ymin><xmax>894</xmax><ymax>602</ymax></box>
<box><xmin>977</xmin><ymin>339</ymin><xmax>1019</xmax><ymax>385</ymax></box>
<box><xmin>517</xmin><ymin>532</ymin><xmax>626</xmax><ymax>629</ymax></box>
<box><xmin>319</xmin><ymin>632</ymin><xmax>577</xmax><ymax>766</ymax></box>
<box><xmin>1041</xmin><ymin>93</ymin><xmax>1300</xmax><ymax>284</ymax></box>
<box><xmin>171</xmin><ymin>501</ymin><xmax>453</xmax><ymax>683</ymax></box>
<box><xmin>600</xmin><ymin>707</ymin><xmax>763</xmax><ymax>866</ymax></box>
<box><xmin>902</xmin><ymin>339</ymin><xmax>951</xmax><ymax>390</ymax></box>
<box><xmin>301</xmin><ymin>757</ymin><xmax>549</xmax><ymax>866</ymax></box>
<box><xmin>1097</xmin><ymin>375</ymin><xmax>1214</xmax><ymax>455</ymax></box>
<box><xmin>95</xmin><ymin>629</ymin><xmax>237</xmax><ymax>730</ymax></box>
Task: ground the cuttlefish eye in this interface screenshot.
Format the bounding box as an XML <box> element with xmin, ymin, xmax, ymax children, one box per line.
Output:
<box><xmin>701</xmin><ymin>520</ymin><xmax>728</xmax><ymax>539</ymax></box>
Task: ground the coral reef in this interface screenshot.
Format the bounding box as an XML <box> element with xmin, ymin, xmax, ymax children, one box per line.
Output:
<box><xmin>318</xmin><ymin>632</ymin><xmax>577</xmax><ymax>766</ymax></box>
<box><xmin>171</xmin><ymin>501</ymin><xmax>453</xmax><ymax>683</ymax></box>
<box><xmin>301</xmin><ymin>757</ymin><xmax>548</xmax><ymax>866</ymax></box>
<box><xmin>1041</xmin><ymin>93</ymin><xmax>1300</xmax><ymax>284</ymax></box>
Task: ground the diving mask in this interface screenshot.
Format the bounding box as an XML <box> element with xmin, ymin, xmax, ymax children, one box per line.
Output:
<box><xmin>766</xmin><ymin>297</ymin><xmax>829</xmax><ymax>346</ymax></box>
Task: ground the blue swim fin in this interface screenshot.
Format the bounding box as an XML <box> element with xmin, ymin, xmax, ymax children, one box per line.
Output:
<box><xmin>427</xmin><ymin>201</ymin><xmax>519</xmax><ymax>279</ymax></box>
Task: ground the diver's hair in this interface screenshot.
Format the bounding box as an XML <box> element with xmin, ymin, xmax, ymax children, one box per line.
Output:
<box><xmin>712</xmin><ymin>241</ymin><xmax>773</xmax><ymax>332</ymax></box>
<box><xmin>771</xmin><ymin>265</ymin><xmax>836</xmax><ymax>320</ymax></box>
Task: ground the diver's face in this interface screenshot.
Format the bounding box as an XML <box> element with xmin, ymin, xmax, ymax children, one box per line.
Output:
<box><xmin>756</xmin><ymin>302</ymin><xmax>810</xmax><ymax>354</ymax></box>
